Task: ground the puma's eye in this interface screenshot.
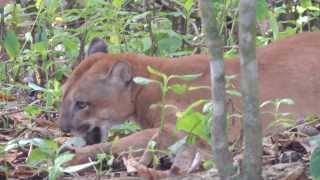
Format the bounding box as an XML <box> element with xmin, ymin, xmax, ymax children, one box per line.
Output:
<box><xmin>75</xmin><ymin>101</ymin><xmax>89</xmax><ymax>110</ymax></box>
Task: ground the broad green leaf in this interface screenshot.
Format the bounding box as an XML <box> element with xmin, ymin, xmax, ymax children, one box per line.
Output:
<box><xmin>36</xmin><ymin>0</ymin><xmax>44</xmax><ymax>9</ymax></box>
<box><xmin>133</xmin><ymin>77</ymin><xmax>158</xmax><ymax>85</ymax></box>
<box><xmin>169</xmin><ymin>84</ymin><xmax>187</xmax><ymax>94</ymax></box>
<box><xmin>176</xmin><ymin>109</ymin><xmax>210</xmax><ymax>141</ymax></box>
<box><xmin>55</xmin><ymin>153</ymin><xmax>75</xmax><ymax>166</ymax></box>
<box><xmin>184</xmin><ymin>0</ymin><xmax>194</xmax><ymax>15</ymax></box>
<box><xmin>170</xmin><ymin>73</ymin><xmax>202</xmax><ymax>81</ymax></box>
<box><xmin>27</xmin><ymin>148</ymin><xmax>50</xmax><ymax>165</ymax></box>
<box><xmin>24</xmin><ymin>105</ymin><xmax>42</xmax><ymax>117</ymax></box>
<box><xmin>112</xmin><ymin>0</ymin><xmax>124</xmax><ymax>8</ymax></box>
<box><xmin>45</xmin><ymin>0</ymin><xmax>60</xmax><ymax>15</ymax></box>
<box><xmin>31</xmin><ymin>138</ymin><xmax>59</xmax><ymax>155</ymax></box>
<box><xmin>157</xmin><ymin>36</ymin><xmax>182</xmax><ymax>54</ymax></box>
<box><xmin>4</xmin><ymin>31</ymin><xmax>20</xmax><ymax>59</ymax></box>
<box><xmin>311</xmin><ymin>146</ymin><xmax>320</xmax><ymax>179</ymax></box>
<box><xmin>301</xmin><ymin>0</ymin><xmax>312</xmax><ymax>8</ymax></box>
<box><xmin>257</xmin><ymin>0</ymin><xmax>269</xmax><ymax>22</ymax></box>
<box><xmin>143</xmin><ymin>37</ymin><xmax>151</xmax><ymax>52</ymax></box>
<box><xmin>110</xmin><ymin>121</ymin><xmax>141</xmax><ymax>136</ymax></box>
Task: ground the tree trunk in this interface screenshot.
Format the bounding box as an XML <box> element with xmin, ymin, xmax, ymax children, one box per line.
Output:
<box><xmin>239</xmin><ymin>0</ymin><xmax>262</xmax><ymax>179</ymax></box>
<box><xmin>199</xmin><ymin>1</ymin><xmax>235</xmax><ymax>179</ymax></box>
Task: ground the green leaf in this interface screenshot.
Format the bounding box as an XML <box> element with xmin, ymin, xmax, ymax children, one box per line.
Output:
<box><xmin>311</xmin><ymin>146</ymin><xmax>320</xmax><ymax>179</ymax></box>
<box><xmin>31</xmin><ymin>138</ymin><xmax>59</xmax><ymax>155</ymax></box>
<box><xmin>112</xmin><ymin>0</ymin><xmax>124</xmax><ymax>8</ymax></box>
<box><xmin>28</xmin><ymin>82</ymin><xmax>46</xmax><ymax>91</ymax></box>
<box><xmin>279</xmin><ymin>98</ymin><xmax>295</xmax><ymax>105</ymax></box>
<box><xmin>157</xmin><ymin>36</ymin><xmax>182</xmax><ymax>54</ymax></box>
<box><xmin>27</xmin><ymin>148</ymin><xmax>50</xmax><ymax>165</ymax></box>
<box><xmin>170</xmin><ymin>73</ymin><xmax>202</xmax><ymax>81</ymax></box>
<box><xmin>301</xmin><ymin>0</ymin><xmax>312</xmax><ymax>8</ymax></box>
<box><xmin>24</xmin><ymin>105</ymin><xmax>42</xmax><ymax>117</ymax></box>
<box><xmin>4</xmin><ymin>31</ymin><xmax>20</xmax><ymax>59</ymax></box>
<box><xmin>256</xmin><ymin>0</ymin><xmax>269</xmax><ymax>22</ymax></box>
<box><xmin>133</xmin><ymin>77</ymin><xmax>157</xmax><ymax>85</ymax></box>
<box><xmin>55</xmin><ymin>153</ymin><xmax>75</xmax><ymax>167</ymax></box>
<box><xmin>169</xmin><ymin>84</ymin><xmax>187</xmax><ymax>94</ymax></box>
<box><xmin>176</xmin><ymin>109</ymin><xmax>210</xmax><ymax>141</ymax></box>
<box><xmin>176</xmin><ymin>99</ymin><xmax>209</xmax><ymax>141</ymax></box>
<box><xmin>226</xmin><ymin>90</ymin><xmax>241</xmax><ymax>97</ymax></box>
<box><xmin>110</xmin><ymin>121</ymin><xmax>141</xmax><ymax>136</ymax></box>
<box><xmin>147</xmin><ymin>66</ymin><xmax>167</xmax><ymax>78</ymax></box>
<box><xmin>183</xmin><ymin>0</ymin><xmax>194</xmax><ymax>15</ymax></box>
<box><xmin>48</xmin><ymin>166</ymin><xmax>62</xmax><ymax>180</ymax></box>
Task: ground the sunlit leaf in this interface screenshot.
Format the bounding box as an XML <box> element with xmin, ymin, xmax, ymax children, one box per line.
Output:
<box><xmin>133</xmin><ymin>77</ymin><xmax>157</xmax><ymax>85</ymax></box>
<box><xmin>170</xmin><ymin>73</ymin><xmax>202</xmax><ymax>81</ymax></box>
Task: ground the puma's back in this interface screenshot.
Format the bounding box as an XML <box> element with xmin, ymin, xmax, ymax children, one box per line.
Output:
<box><xmin>59</xmin><ymin>32</ymin><xmax>320</xmax><ymax>144</ymax></box>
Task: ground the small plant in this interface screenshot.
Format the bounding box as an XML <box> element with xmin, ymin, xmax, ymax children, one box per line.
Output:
<box><xmin>260</xmin><ymin>98</ymin><xmax>295</xmax><ymax>129</ymax></box>
<box><xmin>133</xmin><ymin>65</ymin><xmax>202</xmax><ymax>132</ymax></box>
<box><xmin>176</xmin><ymin>74</ymin><xmax>241</xmax><ymax>144</ymax></box>
<box><xmin>108</xmin><ymin>121</ymin><xmax>141</xmax><ymax>139</ymax></box>
<box><xmin>4</xmin><ymin>137</ymin><xmax>97</xmax><ymax>180</ymax></box>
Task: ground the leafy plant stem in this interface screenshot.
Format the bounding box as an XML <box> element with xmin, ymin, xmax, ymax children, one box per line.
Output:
<box><xmin>159</xmin><ymin>79</ymin><xmax>168</xmax><ymax>132</ymax></box>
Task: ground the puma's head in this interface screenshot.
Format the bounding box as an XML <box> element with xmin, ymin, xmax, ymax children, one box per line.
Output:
<box><xmin>59</xmin><ymin>38</ymin><xmax>135</xmax><ymax>145</ymax></box>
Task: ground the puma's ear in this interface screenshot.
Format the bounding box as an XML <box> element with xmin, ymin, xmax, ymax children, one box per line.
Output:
<box><xmin>108</xmin><ymin>61</ymin><xmax>132</xmax><ymax>84</ymax></box>
<box><xmin>87</xmin><ymin>37</ymin><xmax>108</xmax><ymax>55</ymax></box>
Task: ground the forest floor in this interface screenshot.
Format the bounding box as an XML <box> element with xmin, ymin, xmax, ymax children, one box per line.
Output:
<box><xmin>0</xmin><ymin>95</ymin><xmax>317</xmax><ymax>179</ymax></box>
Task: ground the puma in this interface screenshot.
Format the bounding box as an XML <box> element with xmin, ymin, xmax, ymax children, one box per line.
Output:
<box><xmin>59</xmin><ymin>32</ymin><xmax>320</xmax><ymax>156</ymax></box>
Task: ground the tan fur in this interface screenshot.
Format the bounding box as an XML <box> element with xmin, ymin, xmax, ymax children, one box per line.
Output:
<box><xmin>60</xmin><ymin>32</ymin><xmax>320</xmax><ymax>149</ymax></box>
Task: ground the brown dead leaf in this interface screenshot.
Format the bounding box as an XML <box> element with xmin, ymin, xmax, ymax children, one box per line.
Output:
<box><xmin>0</xmin><ymin>92</ymin><xmax>16</xmax><ymax>101</ymax></box>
